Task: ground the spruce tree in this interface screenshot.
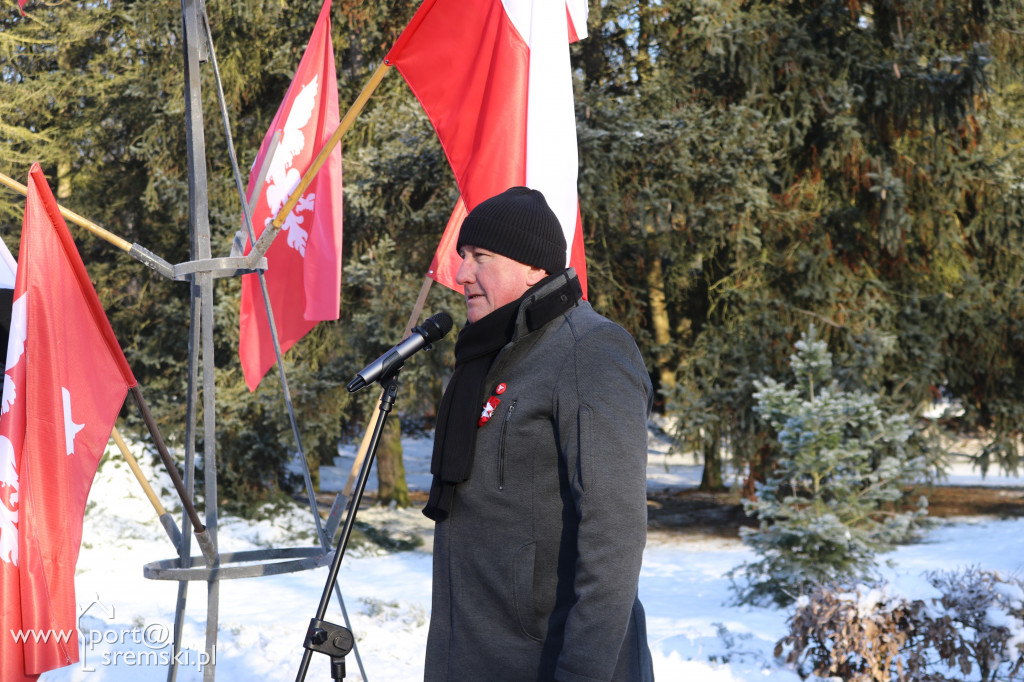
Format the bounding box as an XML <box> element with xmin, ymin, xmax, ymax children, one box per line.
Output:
<box><xmin>732</xmin><ymin>326</ymin><xmax>928</xmax><ymax>606</ymax></box>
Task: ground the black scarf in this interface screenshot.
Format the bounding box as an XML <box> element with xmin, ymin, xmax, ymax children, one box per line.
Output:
<box><xmin>423</xmin><ymin>271</ymin><xmax>582</xmax><ymax>521</ymax></box>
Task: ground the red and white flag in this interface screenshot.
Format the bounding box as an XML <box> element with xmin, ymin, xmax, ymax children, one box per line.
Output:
<box><xmin>0</xmin><ymin>163</ymin><xmax>137</xmax><ymax>680</ymax></box>
<box><xmin>239</xmin><ymin>0</ymin><xmax>343</xmax><ymax>391</ymax></box>
<box><xmin>386</xmin><ymin>0</ymin><xmax>589</xmax><ymax>297</ymax></box>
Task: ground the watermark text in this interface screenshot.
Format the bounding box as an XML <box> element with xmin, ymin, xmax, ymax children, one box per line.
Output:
<box><xmin>9</xmin><ymin>597</ymin><xmax>216</xmax><ymax>673</ymax></box>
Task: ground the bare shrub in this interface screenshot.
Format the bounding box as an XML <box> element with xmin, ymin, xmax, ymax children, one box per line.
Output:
<box><xmin>776</xmin><ymin>568</ymin><xmax>1024</xmax><ymax>681</ymax></box>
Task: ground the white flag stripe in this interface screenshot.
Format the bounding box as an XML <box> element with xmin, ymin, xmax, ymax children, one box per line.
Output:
<box><xmin>0</xmin><ymin>237</ymin><xmax>16</xmax><ymax>289</ymax></box>
<box><xmin>505</xmin><ymin>0</ymin><xmax>583</xmax><ymax>268</ymax></box>
<box><xmin>565</xmin><ymin>0</ymin><xmax>589</xmax><ymax>40</ymax></box>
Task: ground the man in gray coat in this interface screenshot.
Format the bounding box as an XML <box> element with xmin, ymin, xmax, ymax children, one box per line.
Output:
<box><xmin>423</xmin><ymin>186</ymin><xmax>655</xmax><ymax>682</ymax></box>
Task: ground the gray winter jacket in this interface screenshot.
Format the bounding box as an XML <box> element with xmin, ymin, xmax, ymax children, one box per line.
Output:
<box><xmin>425</xmin><ymin>272</ymin><xmax>655</xmax><ymax>682</ymax></box>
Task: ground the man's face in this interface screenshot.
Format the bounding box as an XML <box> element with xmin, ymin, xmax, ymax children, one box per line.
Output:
<box><xmin>456</xmin><ymin>245</ymin><xmax>545</xmax><ymax>323</ymax></box>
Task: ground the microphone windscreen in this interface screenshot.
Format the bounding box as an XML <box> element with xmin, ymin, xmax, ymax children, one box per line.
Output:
<box><xmin>422</xmin><ymin>312</ymin><xmax>453</xmax><ymax>342</ymax></box>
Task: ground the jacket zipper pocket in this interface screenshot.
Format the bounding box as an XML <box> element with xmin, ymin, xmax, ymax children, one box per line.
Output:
<box><xmin>498</xmin><ymin>399</ymin><xmax>517</xmax><ymax>491</ymax></box>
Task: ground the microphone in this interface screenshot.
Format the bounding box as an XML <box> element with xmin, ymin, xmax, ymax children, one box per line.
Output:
<box><xmin>346</xmin><ymin>312</ymin><xmax>454</xmax><ymax>392</ymax></box>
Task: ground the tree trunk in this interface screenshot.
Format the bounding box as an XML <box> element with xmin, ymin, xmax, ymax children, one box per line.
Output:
<box><xmin>699</xmin><ymin>426</ymin><xmax>725</xmax><ymax>492</ymax></box>
<box><xmin>56</xmin><ymin>48</ymin><xmax>72</xmax><ymax>203</ymax></box>
<box><xmin>376</xmin><ymin>416</ymin><xmax>410</xmax><ymax>507</ymax></box>
<box><xmin>645</xmin><ymin>228</ymin><xmax>675</xmax><ymax>409</ymax></box>
<box><xmin>741</xmin><ymin>440</ymin><xmax>773</xmax><ymax>501</ymax></box>
<box><xmin>57</xmin><ymin>159</ymin><xmax>72</xmax><ymax>202</ymax></box>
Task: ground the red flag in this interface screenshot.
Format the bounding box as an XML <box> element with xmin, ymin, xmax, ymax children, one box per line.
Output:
<box><xmin>0</xmin><ymin>163</ymin><xmax>137</xmax><ymax>680</ymax></box>
<box><xmin>386</xmin><ymin>0</ymin><xmax>590</xmax><ymax>297</ymax></box>
<box><xmin>239</xmin><ymin>0</ymin><xmax>343</xmax><ymax>391</ymax></box>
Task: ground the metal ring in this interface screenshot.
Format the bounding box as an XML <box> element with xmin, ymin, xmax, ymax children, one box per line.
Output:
<box><xmin>143</xmin><ymin>547</ymin><xmax>333</xmax><ymax>581</ymax></box>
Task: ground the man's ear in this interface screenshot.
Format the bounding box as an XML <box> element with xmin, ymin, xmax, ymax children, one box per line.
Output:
<box><xmin>525</xmin><ymin>266</ymin><xmax>547</xmax><ymax>287</ymax></box>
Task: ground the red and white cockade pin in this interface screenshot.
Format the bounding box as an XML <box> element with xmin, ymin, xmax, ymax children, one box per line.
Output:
<box><xmin>478</xmin><ymin>382</ymin><xmax>508</xmax><ymax>426</ymax></box>
<box><xmin>478</xmin><ymin>396</ymin><xmax>501</xmax><ymax>426</ymax></box>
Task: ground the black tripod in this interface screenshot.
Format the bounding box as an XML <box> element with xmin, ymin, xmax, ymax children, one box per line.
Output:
<box><xmin>295</xmin><ymin>311</ymin><xmax>451</xmax><ymax>680</ymax></box>
<box><xmin>294</xmin><ymin>375</ymin><xmax>398</xmax><ymax>681</ymax></box>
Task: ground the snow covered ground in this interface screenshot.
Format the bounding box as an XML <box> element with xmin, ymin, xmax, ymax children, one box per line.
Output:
<box><xmin>40</xmin><ymin>425</ymin><xmax>1024</xmax><ymax>681</ymax></box>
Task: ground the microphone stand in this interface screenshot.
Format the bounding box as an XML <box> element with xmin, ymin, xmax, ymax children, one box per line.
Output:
<box><xmin>295</xmin><ymin>373</ymin><xmax>401</xmax><ymax>681</ymax></box>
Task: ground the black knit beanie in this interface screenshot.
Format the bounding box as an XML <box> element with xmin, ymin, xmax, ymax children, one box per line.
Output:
<box><xmin>457</xmin><ymin>187</ymin><xmax>567</xmax><ymax>274</ymax></box>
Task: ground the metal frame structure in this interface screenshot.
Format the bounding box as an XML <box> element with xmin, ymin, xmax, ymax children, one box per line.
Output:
<box><xmin>134</xmin><ymin>1</ymin><xmax>366</xmax><ymax>680</ymax></box>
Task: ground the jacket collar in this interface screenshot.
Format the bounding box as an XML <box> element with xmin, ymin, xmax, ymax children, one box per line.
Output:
<box><xmin>512</xmin><ymin>268</ymin><xmax>582</xmax><ymax>340</ymax></box>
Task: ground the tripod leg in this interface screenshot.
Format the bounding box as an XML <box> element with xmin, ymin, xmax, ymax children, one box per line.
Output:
<box><xmin>296</xmin><ymin>380</ymin><xmax>397</xmax><ymax>681</ymax></box>
<box><xmin>332</xmin><ymin>582</ymin><xmax>366</xmax><ymax>680</ymax></box>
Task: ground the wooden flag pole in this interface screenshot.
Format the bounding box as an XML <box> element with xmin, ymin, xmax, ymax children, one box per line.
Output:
<box><xmin>343</xmin><ymin>274</ymin><xmax>435</xmax><ymax>496</ymax></box>
<box><xmin>0</xmin><ymin>170</ymin><xmax>131</xmax><ymax>251</ymax></box>
<box><xmin>111</xmin><ymin>425</ymin><xmax>183</xmax><ymax>549</ymax></box>
<box><xmin>404</xmin><ymin>274</ymin><xmax>436</xmax><ymax>338</ymax></box>
<box><xmin>267</xmin><ymin>60</ymin><xmax>392</xmax><ymax>233</ymax></box>
<box><xmin>0</xmin><ymin>170</ymin><xmax>176</xmax><ymax>279</ymax></box>
<box><xmin>1</xmin><ymin>60</ymin><xmax>393</xmax><ymax>270</ymax></box>
<box><xmin>129</xmin><ymin>385</ymin><xmax>217</xmax><ymax>566</ymax></box>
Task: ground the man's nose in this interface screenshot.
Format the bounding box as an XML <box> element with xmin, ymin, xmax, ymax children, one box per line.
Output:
<box><xmin>456</xmin><ymin>259</ymin><xmax>474</xmax><ymax>285</ymax></box>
